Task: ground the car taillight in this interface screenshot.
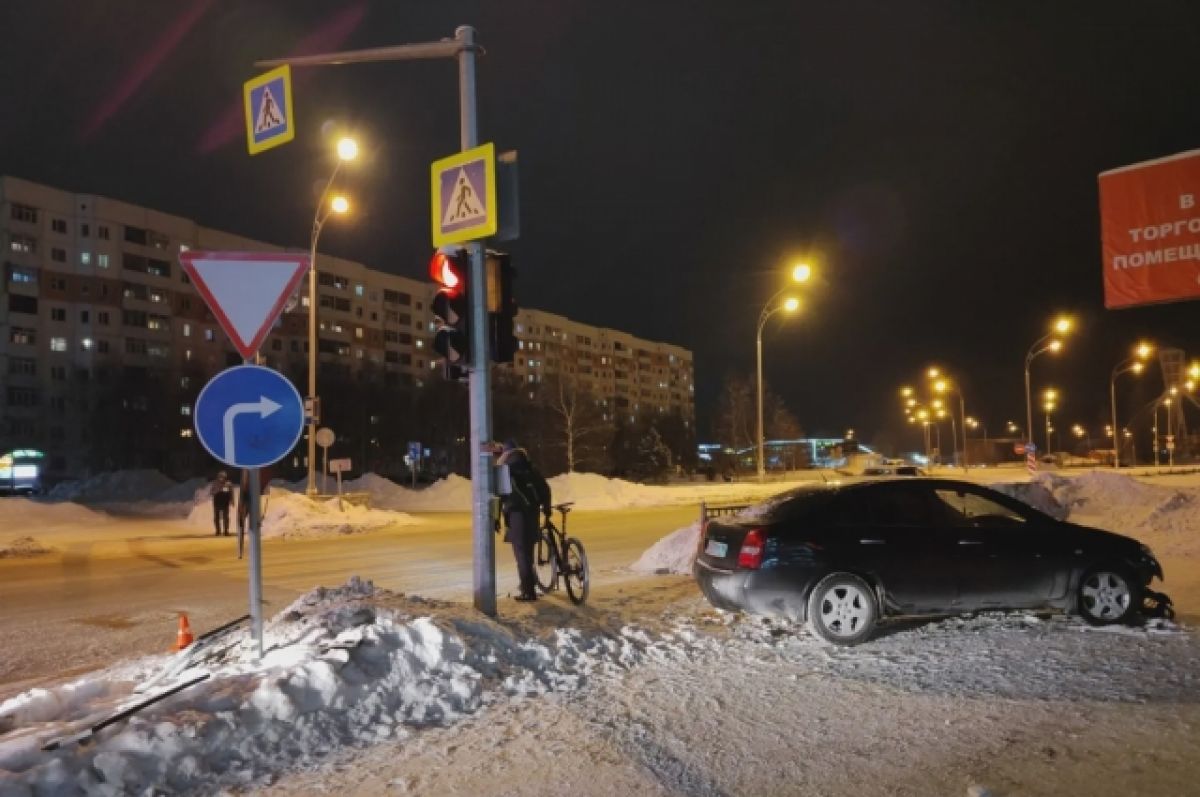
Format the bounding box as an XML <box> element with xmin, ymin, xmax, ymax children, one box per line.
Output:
<box><xmin>737</xmin><ymin>528</ymin><xmax>765</xmax><ymax>569</ymax></box>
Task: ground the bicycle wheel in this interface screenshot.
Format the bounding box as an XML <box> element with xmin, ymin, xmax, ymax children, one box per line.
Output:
<box><xmin>563</xmin><ymin>537</ymin><xmax>589</xmax><ymax>604</ymax></box>
<box><xmin>534</xmin><ymin>528</ymin><xmax>558</xmax><ymax>593</ymax></box>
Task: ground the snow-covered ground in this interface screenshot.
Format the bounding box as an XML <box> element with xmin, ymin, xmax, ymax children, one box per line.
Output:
<box><xmin>4</xmin><ymin>467</ymin><xmax>1200</xmax><ymax>794</ymax></box>
<box><xmin>2</xmin><ymin>575</ymin><xmax>1196</xmax><ymax>796</ymax></box>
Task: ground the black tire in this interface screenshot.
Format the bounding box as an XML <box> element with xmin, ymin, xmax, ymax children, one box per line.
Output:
<box><xmin>1076</xmin><ymin>564</ymin><xmax>1141</xmax><ymax>625</ymax></box>
<box><xmin>563</xmin><ymin>538</ymin><xmax>590</xmax><ymax>605</ymax></box>
<box><xmin>805</xmin><ymin>572</ymin><xmax>878</xmax><ymax>646</ymax></box>
<box><xmin>534</xmin><ymin>530</ymin><xmax>557</xmax><ymax>594</ymax></box>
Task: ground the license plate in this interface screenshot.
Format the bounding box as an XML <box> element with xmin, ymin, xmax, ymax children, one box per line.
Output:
<box><xmin>705</xmin><ymin>540</ymin><xmax>728</xmax><ymax>558</ymax></box>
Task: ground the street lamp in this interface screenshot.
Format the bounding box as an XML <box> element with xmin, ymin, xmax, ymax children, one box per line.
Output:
<box><xmin>1042</xmin><ymin>388</ymin><xmax>1059</xmax><ymax>455</ymax></box>
<box><xmin>756</xmin><ymin>277</ymin><xmax>805</xmax><ymax>480</ymax></box>
<box><xmin>1025</xmin><ymin>315</ymin><xmax>1073</xmax><ymax>453</ymax></box>
<box><xmin>1110</xmin><ymin>342</ymin><xmax>1152</xmax><ymax>469</ymax></box>
<box><xmin>306</xmin><ymin>135</ymin><xmax>358</xmax><ymax>496</ymax></box>
<box><xmin>966</xmin><ymin>416</ymin><xmax>988</xmax><ymax>446</ymax></box>
<box><xmin>932</xmin><ymin>372</ymin><xmax>969</xmax><ymax>471</ymax></box>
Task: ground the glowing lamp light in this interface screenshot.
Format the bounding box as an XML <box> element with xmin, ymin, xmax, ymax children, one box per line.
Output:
<box><xmin>782</xmin><ymin>296</ymin><xmax>800</xmax><ymax>312</ymax></box>
<box><xmin>336</xmin><ymin>137</ymin><xmax>359</xmax><ymax>161</ymax></box>
<box><xmin>1054</xmin><ymin>316</ymin><xmax>1073</xmax><ymax>334</ymax></box>
<box><xmin>330</xmin><ymin>195</ymin><xmax>350</xmax><ymax>214</ymax></box>
<box><xmin>1048</xmin><ymin>339</ymin><xmax>1063</xmax><ymax>352</ymax></box>
<box><xmin>792</xmin><ymin>263</ymin><xmax>812</xmax><ymax>283</ymax></box>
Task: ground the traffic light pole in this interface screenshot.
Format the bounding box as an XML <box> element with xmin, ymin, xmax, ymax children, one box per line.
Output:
<box><xmin>257</xmin><ymin>25</ymin><xmax>498</xmax><ymax>618</ymax></box>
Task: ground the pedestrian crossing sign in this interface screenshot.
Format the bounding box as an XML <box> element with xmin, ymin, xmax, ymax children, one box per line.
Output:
<box><xmin>243</xmin><ymin>65</ymin><xmax>295</xmax><ymax>155</ymax></box>
<box><xmin>431</xmin><ymin>143</ymin><xmax>497</xmax><ymax>246</ymax></box>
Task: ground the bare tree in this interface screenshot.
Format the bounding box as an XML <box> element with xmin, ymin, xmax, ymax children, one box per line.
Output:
<box><xmin>715</xmin><ymin>373</ymin><xmax>756</xmax><ymax>451</ymax></box>
<box><xmin>541</xmin><ymin>373</ymin><xmax>611</xmax><ymax>473</ymax></box>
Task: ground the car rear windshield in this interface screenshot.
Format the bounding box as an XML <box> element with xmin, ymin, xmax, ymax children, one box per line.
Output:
<box><xmin>735</xmin><ymin>485</ymin><xmax>837</xmax><ymax>524</ymax></box>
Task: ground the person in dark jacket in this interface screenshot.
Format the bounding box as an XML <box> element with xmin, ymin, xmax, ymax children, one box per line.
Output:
<box><xmin>210</xmin><ymin>471</ymin><xmax>233</xmax><ymax>536</ymax></box>
<box><xmin>495</xmin><ymin>440</ymin><xmax>552</xmax><ymax>602</ymax></box>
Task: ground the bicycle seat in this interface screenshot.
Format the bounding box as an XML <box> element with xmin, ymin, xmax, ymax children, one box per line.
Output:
<box><xmin>554</xmin><ymin>502</ymin><xmax>575</xmax><ymax>513</ymax></box>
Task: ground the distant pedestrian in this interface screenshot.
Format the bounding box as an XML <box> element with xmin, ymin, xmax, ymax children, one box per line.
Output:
<box><xmin>210</xmin><ymin>471</ymin><xmax>233</xmax><ymax>536</ymax></box>
<box><xmin>494</xmin><ymin>440</ymin><xmax>552</xmax><ymax>602</ymax></box>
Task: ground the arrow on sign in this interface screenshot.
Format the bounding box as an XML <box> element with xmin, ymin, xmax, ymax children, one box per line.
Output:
<box><xmin>223</xmin><ymin>396</ymin><xmax>282</xmax><ymax>463</ymax></box>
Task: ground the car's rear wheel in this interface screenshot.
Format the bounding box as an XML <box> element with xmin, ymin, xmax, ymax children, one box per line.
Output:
<box><xmin>806</xmin><ymin>572</ymin><xmax>877</xmax><ymax>646</ymax></box>
<box><xmin>1077</xmin><ymin>565</ymin><xmax>1140</xmax><ymax>625</ymax></box>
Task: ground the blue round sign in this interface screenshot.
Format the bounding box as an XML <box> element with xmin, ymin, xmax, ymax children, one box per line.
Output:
<box><xmin>193</xmin><ymin>365</ymin><xmax>304</xmax><ymax>468</ymax></box>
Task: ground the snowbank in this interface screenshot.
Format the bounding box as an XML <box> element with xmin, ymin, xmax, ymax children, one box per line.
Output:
<box><xmin>630</xmin><ymin>522</ymin><xmax>700</xmax><ymax>574</ymax></box>
<box><xmin>0</xmin><ymin>578</ymin><xmax>694</xmax><ymax>795</ymax></box>
<box><xmin>0</xmin><ymin>498</ymin><xmax>113</xmax><ymax>531</ymax></box>
<box><xmin>185</xmin><ymin>491</ymin><xmax>421</xmax><ymax>538</ymax></box>
<box><xmin>47</xmin><ymin>470</ymin><xmax>177</xmax><ymax>503</ymax></box>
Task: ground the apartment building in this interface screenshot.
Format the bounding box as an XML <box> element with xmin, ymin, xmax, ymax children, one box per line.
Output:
<box><xmin>0</xmin><ymin>176</ymin><xmax>694</xmax><ymax>480</ymax></box>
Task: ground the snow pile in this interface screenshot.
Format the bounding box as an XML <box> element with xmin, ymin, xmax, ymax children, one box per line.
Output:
<box><xmin>630</xmin><ymin>522</ymin><xmax>700</xmax><ymax>574</ymax></box>
<box><xmin>186</xmin><ymin>492</ymin><xmax>421</xmax><ymax>538</ymax></box>
<box><xmin>46</xmin><ymin>470</ymin><xmax>177</xmax><ymax>503</ymax></box>
<box><xmin>0</xmin><ymin>498</ymin><xmax>113</xmax><ymax>531</ymax></box>
<box><xmin>0</xmin><ymin>536</ymin><xmax>50</xmax><ymax>558</ymax></box>
<box><xmin>991</xmin><ymin>479</ymin><xmax>1069</xmax><ymax>519</ymax></box>
<box><xmin>0</xmin><ymin>578</ymin><xmax>705</xmax><ymax>795</ymax></box>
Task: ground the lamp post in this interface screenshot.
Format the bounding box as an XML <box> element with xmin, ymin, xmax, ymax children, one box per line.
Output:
<box><xmin>1025</xmin><ymin>315</ymin><xmax>1072</xmax><ymax>452</ymax></box>
<box><xmin>1110</xmin><ymin>342</ymin><xmax>1152</xmax><ymax>469</ymax></box>
<box><xmin>932</xmin><ymin>372</ymin><xmax>969</xmax><ymax>471</ymax></box>
<box><xmin>306</xmin><ymin>136</ymin><xmax>358</xmax><ymax>497</ymax></box>
<box><xmin>1042</xmin><ymin>388</ymin><xmax>1058</xmax><ymax>456</ymax></box>
<box><xmin>755</xmin><ymin>263</ymin><xmax>810</xmax><ymax>481</ymax></box>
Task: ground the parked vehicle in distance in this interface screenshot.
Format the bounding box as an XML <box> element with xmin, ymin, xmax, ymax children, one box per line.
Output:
<box><xmin>693</xmin><ymin>478</ymin><xmax>1168</xmax><ymax>645</ymax></box>
<box><xmin>862</xmin><ymin>465</ymin><xmax>925</xmax><ymax>477</ymax></box>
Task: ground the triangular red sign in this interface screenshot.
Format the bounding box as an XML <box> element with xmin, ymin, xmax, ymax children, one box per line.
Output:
<box><xmin>179</xmin><ymin>251</ymin><xmax>309</xmax><ymax>360</ymax></box>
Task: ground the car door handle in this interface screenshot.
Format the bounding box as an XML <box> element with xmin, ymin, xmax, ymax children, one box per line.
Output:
<box><xmin>958</xmin><ymin>539</ymin><xmax>983</xmax><ymax>545</ymax></box>
<box><xmin>859</xmin><ymin>539</ymin><xmax>886</xmax><ymax>545</ymax></box>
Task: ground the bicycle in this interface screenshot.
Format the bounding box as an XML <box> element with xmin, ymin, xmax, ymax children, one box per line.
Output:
<box><xmin>534</xmin><ymin>502</ymin><xmax>590</xmax><ymax>604</ymax></box>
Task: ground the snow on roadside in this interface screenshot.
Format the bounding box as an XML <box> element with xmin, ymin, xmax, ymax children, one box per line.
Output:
<box><xmin>185</xmin><ymin>492</ymin><xmax>421</xmax><ymax>539</ymax></box>
<box><xmin>46</xmin><ymin>470</ymin><xmax>178</xmax><ymax>503</ymax></box>
<box><xmin>630</xmin><ymin>522</ymin><xmax>700</xmax><ymax>575</ymax></box>
<box><xmin>0</xmin><ymin>578</ymin><xmax>709</xmax><ymax>795</ymax></box>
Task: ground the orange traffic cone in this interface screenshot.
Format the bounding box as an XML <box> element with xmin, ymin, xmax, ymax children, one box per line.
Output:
<box><xmin>174</xmin><ymin>613</ymin><xmax>195</xmax><ymax>651</ymax></box>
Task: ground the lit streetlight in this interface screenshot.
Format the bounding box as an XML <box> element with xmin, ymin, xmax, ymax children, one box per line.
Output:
<box><xmin>306</xmin><ymin>134</ymin><xmax>359</xmax><ymax>496</ymax></box>
<box><xmin>932</xmin><ymin>371</ymin><xmax>969</xmax><ymax>471</ymax></box>
<box><xmin>756</xmin><ymin>265</ymin><xmax>811</xmax><ymax>480</ymax></box>
<box><xmin>1110</xmin><ymin>342</ymin><xmax>1152</xmax><ymax>469</ymax></box>
<box><xmin>1042</xmin><ymin>387</ymin><xmax>1060</xmax><ymax>454</ymax></box>
<box><xmin>1025</xmin><ymin>315</ymin><xmax>1073</xmax><ymax>453</ymax></box>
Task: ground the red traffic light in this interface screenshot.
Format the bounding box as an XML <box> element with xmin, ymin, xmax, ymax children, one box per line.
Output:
<box><xmin>429</xmin><ymin>251</ymin><xmax>465</xmax><ymax>297</ymax></box>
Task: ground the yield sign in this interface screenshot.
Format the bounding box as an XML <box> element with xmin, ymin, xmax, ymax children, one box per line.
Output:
<box><xmin>179</xmin><ymin>251</ymin><xmax>309</xmax><ymax>360</ymax></box>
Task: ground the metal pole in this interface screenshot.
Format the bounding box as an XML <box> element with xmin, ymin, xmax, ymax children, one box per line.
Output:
<box><xmin>959</xmin><ymin>393</ymin><xmax>968</xmax><ymax>471</ymax></box>
<box><xmin>1024</xmin><ymin>358</ymin><xmax>1034</xmax><ymax>450</ymax></box>
<box><xmin>949</xmin><ymin>414</ymin><xmax>958</xmax><ymax>468</ymax></box>
<box><xmin>1154</xmin><ymin>411</ymin><xmax>1160</xmax><ymax>467</ymax></box>
<box><xmin>1110</xmin><ymin>374</ymin><xmax>1120</xmax><ymax>469</ymax></box>
<box><xmin>306</xmin><ymin>163</ymin><xmax>339</xmax><ymax>497</ymax></box>
<box><xmin>458</xmin><ymin>26</ymin><xmax>496</xmax><ymax>617</ymax></box>
<box><xmin>1045</xmin><ymin>411</ymin><xmax>1052</xmax><ymax>455</ymax></box>
<box><xmin>756</xmin><ymin>321</ymin><xmax>765</xmax><ymax>481</ymax></box>
<box><xmin>1169</xmin><ymin>401</ymin><xmax>1175</xmax><ymax>467</ymax></box>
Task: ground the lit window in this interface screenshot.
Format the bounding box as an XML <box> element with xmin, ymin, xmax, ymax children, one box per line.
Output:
<box><xmin>183</xmin><ymin>323</ymin><xmax>191</xmax><ymax>337</ymax></box>
<box><xmin>185</xmin><ymin>349</ymin><xmax>193</xmax><ymax>361</ymax></box>
<box><xmin>204</xmin><ymin>329</ymin><xmax>215</xmax><ymax>342</ymax></box>
<box><xmin>355</xmin><ymin>327</ymin><xmax>364</xmax><ymax>339</ymax></box>
<box><xmin>98</xmin><ymin>254</ymin><xmax>109</xmax><ymax>268</ymax></box>
<box><xmin>416</xmin><ymin>340</ymin><xmax>424</xmax><ymax>349</ymax></box>
<box><xmin>180</xmin><ymin>405</ymin><xmax>191</xmax><ymax>416</ymax></box>
<box><xmin>355</xmin><ymin>284</ymin><xmax>364</xmax><ymax>296</ymax></box>
<box><xmin>50</xmin><ymin>337</ymin><xmax>67</xmax><ymax>352</ymax></box>
<box><xmin>80</xmin><ymin>252</ymin><xmax>91</xmax><ymax>265</ymax></box>
<box><xmin>301</xmin><ymin>296</ymin><xmax>310</xmax><ymax>307</ymax></box>
<box><xmin>180</xmin><ymin>428</ymin><xmax>193</xmax><ymax>438</ymax></box>
<box><xmin>81</xmin><ymin>338</ymin><xmax>94</xmax><ymax>350</ymax></box>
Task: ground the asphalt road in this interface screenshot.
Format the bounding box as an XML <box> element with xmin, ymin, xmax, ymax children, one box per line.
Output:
<box><xmin>0</xmin><ymin>506</ymin><xmax>697</xmax><ymax>696</ymax></box>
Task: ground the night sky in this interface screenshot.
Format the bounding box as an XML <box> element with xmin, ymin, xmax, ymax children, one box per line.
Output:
<box><xmin>5</xmin><ymin>1</ymin><xmax>1200</xmax><ymax>451</ymax></box>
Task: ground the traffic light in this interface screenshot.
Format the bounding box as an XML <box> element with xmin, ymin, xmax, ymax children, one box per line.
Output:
<box><xmin>429</xmin><ymin>248</ymin><xmax>470</xmax><ymax>378</ymax></box>
<box><xmin>486</xmin><ymin>250</ymin><xmax>518</xmax><ymax>364</ymax></box>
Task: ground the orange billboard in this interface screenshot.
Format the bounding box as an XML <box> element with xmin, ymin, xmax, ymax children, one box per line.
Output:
<box><xmin>1100</xmin><ymin>149</ymin><xmax>1200</xmax><ymax>308</ymax></box>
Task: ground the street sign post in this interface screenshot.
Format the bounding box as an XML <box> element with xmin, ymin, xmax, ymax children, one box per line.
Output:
<box><xmin>431</xmin><ymin>142</ymin><xmax>497</xmax><ymax>247</ymax></box>
<box><xmin>179</xmin><ymin>251</ymin><xmax>309</xmax><ymax>360</ymax></box>
<box><xmin>329</xmin><ymin>458</ymin><xmax>351</xmax><ymax>505</ymax></box>
<box><xmin>315</xmin><ymin>427</ymin><xmax>335</xmax><ymax>494</ymax></box>
<box><xmin>407</xmin><ymin>441</ymin><xmax>422</xmax><ymax>488</ymax></box>
<box><xmin>244</xmin><ymin>65</ymin><xmax>295</xmax><ymax>155</ymax></box>
<box><xmin>194</xmin><ymin>365</ymin><xmax>304</xmax><ymax>656</ymax></box>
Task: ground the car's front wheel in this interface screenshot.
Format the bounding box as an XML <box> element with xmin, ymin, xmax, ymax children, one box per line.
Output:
<box><xmin>1077</xmin><ymin>565</ymin><xmax>1141</xmax><ymax>625</ymax></box>
<box><xmin>806</xmin><ymin>572</ymin><xmax>878</xmax><ymax>646</ymax></box>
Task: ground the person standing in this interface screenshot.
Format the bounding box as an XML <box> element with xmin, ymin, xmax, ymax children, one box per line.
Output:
<box><xmin>210</xmin><ymin>471</ymin><xmax>233</xmax><ymax>536</ymax></box>
<box><xmin>495</xmin><ymin>440</ymin><xmax>551</xmax><ymax>602</ymax></box>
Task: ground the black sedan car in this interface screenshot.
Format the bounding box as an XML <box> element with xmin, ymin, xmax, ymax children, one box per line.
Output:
<box><xmin>693</xmin><ymin>478</ymin><xmax>1167</xmax><ymax>645</ymax></box>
